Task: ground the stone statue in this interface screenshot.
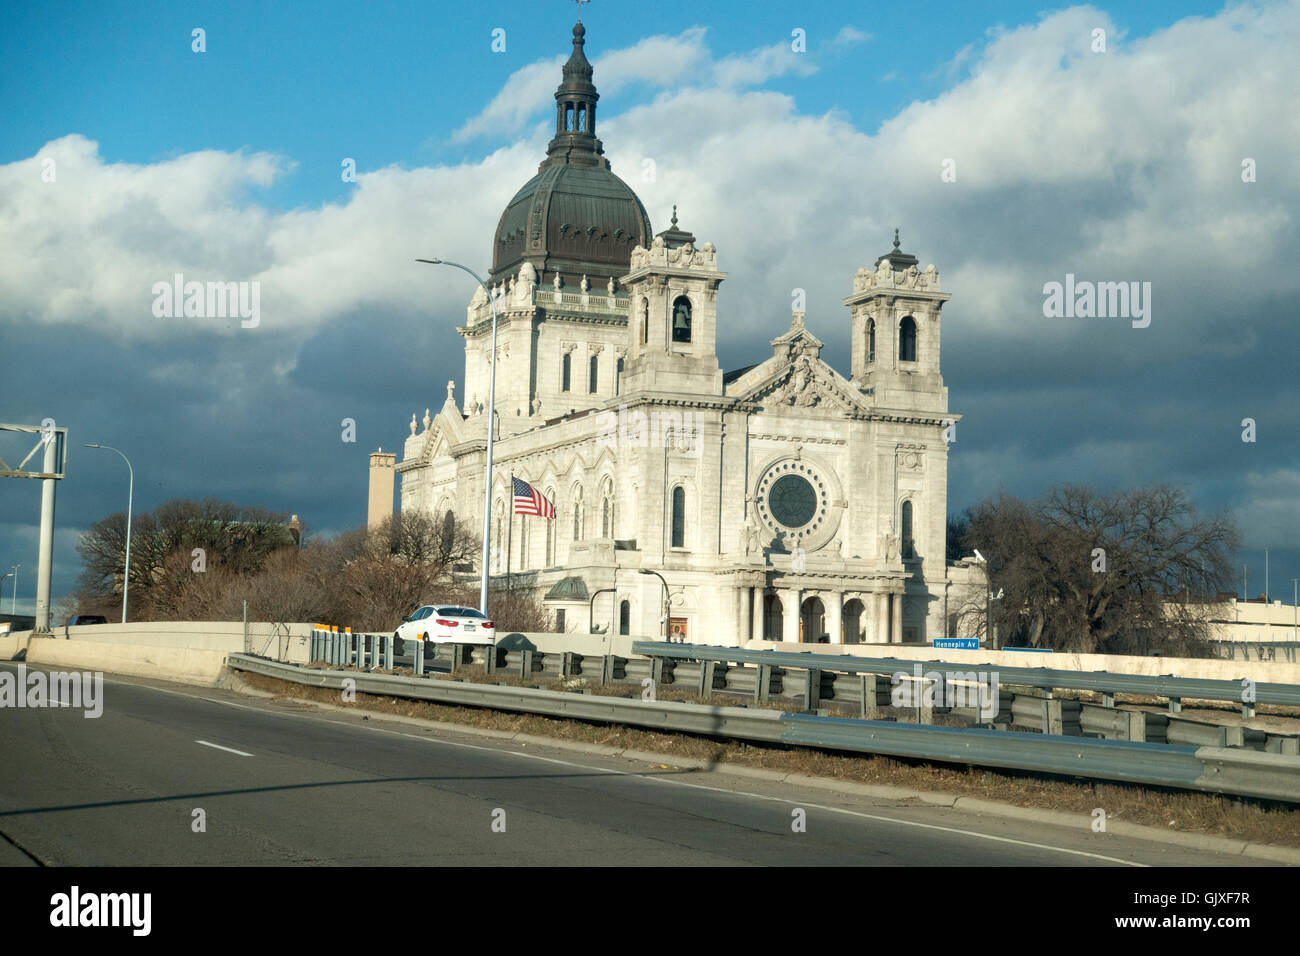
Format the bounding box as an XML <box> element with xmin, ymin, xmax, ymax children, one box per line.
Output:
<box><xmin>446</xmin><ymin>380</ymin><xmax>455</xmax><ymax>403</ymax></box>
<box><xmin>741</xmin><ymin>518</ymin><xmax>762</xmax><ymax>556</ymax></box>
<box><xmin>876</xmin><ymin>257</ymin><xmax>893</xmax><ymax>285</ymax></box>
<box><xmin>881</xmin><ymin>531</ymin><xmax>899</xmax><ymax>562</ymax></box>
<box><xmin>531</xmin><ymin>394</ymin><xmax>542</xmax><ymax>415</ymax></box>
<box><xmin>903</xmin><ymin>264</ymin><xmax>919</xmax><ymax>288</ymax></box>
<box><xmin>553</xmin><ymin>272</ymin><xmax>562</xmax><ymax>290</ymax></box>
<box><xmin>924</xmin><ymin>263</ymin><xmax>939</xmax><ymax>290</ymax></box>
<box><xmin>580</xmin><ymin>274</ymin><xmax>589</xmax><ymax>293</ymax></box>
<box><xmin>422</xmin><ymin>408</ymin><xmax>431</xmax><ymax>432</ymax></box>
<box><xmin>409</xmin><ymin>414</ymin><xmax>417</xmax><ymax>436</ymax></box>
<box><xmin>607</xmin><ymin>276</ymin><xmax>616</xmax><ymax>295</ymax></box>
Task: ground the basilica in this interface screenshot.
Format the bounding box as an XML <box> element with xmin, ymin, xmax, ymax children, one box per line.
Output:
<box><xmin>369</xmin><ymin>20</ymin><xmax>973</xmax><ymax>646</ymax></box>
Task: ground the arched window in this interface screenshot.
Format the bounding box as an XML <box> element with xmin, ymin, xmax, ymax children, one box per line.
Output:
<box><xmin>493</xmin><ymin>500</ymin><xmax>505</xmax><ymax>571</ymax></box>
<box><xmin>440</xmin><ymin>510</ymin><xmax>455</xmax><ymax>556</ymax></box>
<box><xmin>671</xmin><ymin>486</ymin><xmax>686</xmax><ymax>548</ymax></box>
<box><xmin>572</xmin><ymin>486</ymin><xmax>584</xmax><ymax>541</ymax></box>
<box><xmin>616</xmin><ymin>357</ymin><xmax>624</xmax><ymax>395</ymax></box>
<box><xmin>589</xmin><ymin>354</ymin><xmax>598</xmax><ymax>393</ymax></box>
<box><xmin>899</xmin><ymin>316</ymin><xmax>917</xmax><ymax>362</ymax></box>
<box><xmin>545</xmin><ymin>491</ymin><xmax>556</xmax><ymax>565</ymax></box>
<box><xmin>619</xmin><ymin>600</ymin><xmax>630</xmax><ymax>635</ymax></box>
<box><xmin>576</xmin><ymin>104</ymin><xmax>586</xmax><ymax>131</ymax></box>
<box><xmin>641</xmin><ymin>298</ymin><xmax>649</xmax><ymax>344</ymax></box>
<box><xmin>562</xmin><ymin>352</ymin><xmax>571</xmax><ymax>391</ymax></box>
<box><xmin>601</xmin><ymin>491</ymin><xmax>612</xmax><ymax>537</ymax></box>
<box><xmin>518</xmin><ymin>515</ymin><xmax>529</xmax><ymax>568</ymax></box>
<box><xmin>867</xmin><ymin>318</ymin><xmax>876</xmax><ymax>364</ymax></box>
<box><xmin>671</xmin><ymin>296</ymin><xmax>692</xmax><ymax>343</ymax></box>
<box><xmin>901</xmin><ymin>500</ymin><xmax>915</xmax><ymax>559</ymax></box>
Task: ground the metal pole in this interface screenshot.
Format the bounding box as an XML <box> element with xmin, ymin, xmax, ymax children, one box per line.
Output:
<box><xmin>35</xmin><ymin>436</ymin><xmax>57</xmax><ymax>631</ymax></box>
<box><xmin>589</xmin><ymin>587</ymin><xmax>615</xmax><ymax>634</ymax></box>
<box><xmin>416</xmin><ymin>258</ymin><xmax>498</xmax><ymax>616</ymax></box>
<box><xmin>85</xmin><ymin>443</ymin><xmax>133</xmax><ymax>623</ymax></box>
<box><xmin>639</xmin><ymin>569</ymin><xmax>670</xmax><ymax>642</ymax></box>
<box><xmin>1292</xmin><ymin>579</ymin><xmax>1298</xmax><ymax>644</ymax></box>
<box><xmin>7</xmin><ymin>566</ymin><xmax>17</xmax><ymax>614</ymax></box>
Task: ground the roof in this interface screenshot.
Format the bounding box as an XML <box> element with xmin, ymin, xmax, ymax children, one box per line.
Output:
<box><xmin>543</xmin><ymin>575</ymin><xmax>590</xmax><ymax>601</ymax></box>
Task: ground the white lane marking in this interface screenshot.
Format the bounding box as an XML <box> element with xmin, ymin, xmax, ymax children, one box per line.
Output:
<box><xmin>110</xmin><ymin>673</ymin><xmax>1150</xmax><ymax>865</ymax></box>
<box><xmin>194</xmin><ymin>740</ymin><xmax>253</xmax><ymax>757</ymax></box>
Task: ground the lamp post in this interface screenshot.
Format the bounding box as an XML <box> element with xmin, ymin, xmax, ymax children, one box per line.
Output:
<box><xmin>639</xmin><ymin>569</ymin><xmax>670</xmax><ymax>642</ymax></box>
<box><xmin>6</xmin><ymin>565</ymin><xmax>17</xmax><ymax>614</ymax></box>
<box><xmin>416</xmin><ymin>258</ymin><xmax>500</xmax><ymax>616</ymax></box>
<box><xmin>84</xmin><ymin>444</ymin><xmax>133</xmax><ymax>624</ymax></box>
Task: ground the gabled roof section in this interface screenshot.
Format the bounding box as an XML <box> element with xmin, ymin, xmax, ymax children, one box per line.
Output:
<box><xmin>725</xmin><ymin>313</ymin><xmax>869</xmax><ymax>414</ymax></box>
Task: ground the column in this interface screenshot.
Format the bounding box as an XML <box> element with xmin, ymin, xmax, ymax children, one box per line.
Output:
<box><xmin>732</xmin><ymin>587</ymin><xmax>745</xmax><ymax>647</ymax></box>
<box><xmin>751</xmin><ymin>586</ymin><xmax>764</xmax><ymax>642</ymax></box>
<box><xmin>782</xmin><ymin>588</ymin><xmax>801</xmax><ymax>644</ymax></box>
<box><xmin>875</xmin><ymin>591</ymin><xmax>889</xmax><ymax>645</ymax></box>
<box><xmin>890</xmin><ymin>592</ymin><xmax>903</xmax><ymax>644</ymax></box>
<box><xmin>827</xmin><ymin>592</ymin><xmax>843</xmax><ymax>645</ymax></box>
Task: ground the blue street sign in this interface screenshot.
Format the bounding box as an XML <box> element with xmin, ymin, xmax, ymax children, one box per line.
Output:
<box><xmin>933</xmin><ymin>638</ymin><xmax>978</xmax><ymax>649</ymax></box>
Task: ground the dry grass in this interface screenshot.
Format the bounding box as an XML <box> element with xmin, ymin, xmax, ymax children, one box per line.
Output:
<box><xmin>233</xmin><ymin>668</ymin><xmax>1300</xmax><ymax>849</ymax></box>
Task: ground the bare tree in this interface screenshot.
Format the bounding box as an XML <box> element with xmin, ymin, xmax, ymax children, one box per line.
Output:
<box><xmin>965</xmin><ymin>485</ymin><xmax>1238</xmax><ymax>655</ymax></box>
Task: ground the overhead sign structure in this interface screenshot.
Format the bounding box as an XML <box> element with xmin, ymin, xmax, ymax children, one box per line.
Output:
<box><xmin>0</xmin><ymin>423</ymin><xmax>69</xmax><ymax>631</ymax></box>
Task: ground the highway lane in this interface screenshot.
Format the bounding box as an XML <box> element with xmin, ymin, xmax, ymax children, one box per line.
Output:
<box><xmin>0</xmin><ymin>662</ymin><xmax>1276</xmax><ymax>866</ymax></box>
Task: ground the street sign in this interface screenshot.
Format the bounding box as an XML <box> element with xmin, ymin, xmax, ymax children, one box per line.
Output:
<box><xmin>933</xmin><ymin>638</ymin><xmax>978</xmax><ymax>649</ymax></box>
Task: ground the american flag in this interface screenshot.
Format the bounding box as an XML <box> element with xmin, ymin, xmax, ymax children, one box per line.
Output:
<box><xmin>513</xmin><ymin>476</ymin><xmax>555</xmax><ymax>518</ymax></box>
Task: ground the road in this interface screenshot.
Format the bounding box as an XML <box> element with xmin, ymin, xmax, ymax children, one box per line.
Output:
<box><xmin>0</xmin><ymin>662</ymin><xmax>1274</xmax><ymax>866</ymax></box>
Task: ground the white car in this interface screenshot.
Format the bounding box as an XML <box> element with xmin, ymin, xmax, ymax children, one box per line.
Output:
<box><xmin>396</xmin><ymin>605</ymin><xmax>496</xmax><ymax>646</ymax></box>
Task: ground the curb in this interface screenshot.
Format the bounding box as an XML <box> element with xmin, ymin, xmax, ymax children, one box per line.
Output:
<box><xmin>231</xmin><ymin>672</ymin><xmax>1300</xmax><ymax>865</ymax></box>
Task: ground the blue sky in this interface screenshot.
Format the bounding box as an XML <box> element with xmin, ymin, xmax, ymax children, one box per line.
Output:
<box><xmin>2</xmin><ymin>0</ymin><xmax>1298</xmax><ymax>613</ymax></box>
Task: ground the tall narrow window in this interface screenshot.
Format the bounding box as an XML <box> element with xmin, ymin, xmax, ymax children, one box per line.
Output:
<box><xmin>616</xmin><ymin>357</ymin><xmax>624</xmax><ymax>395</ymax></box>
<box><xmin>641</xmin><ymin>298</ymin><xmax>649</xmax><ymax>344</ymax></box>
<box><xmin>545</xmin><ymin>493</ymin><xmax>556</xmax><ymax>565</ymax></box>
<box><xmin>899</xmin><ymin>316</ymin><xmax>917</xmax><ymax>362</ymax></box>
<box><xmin>867</xmin><ymin>318</ymin><xmax>876</xmax><ymax>364</ymax></box>
<box><xmin>619</xmin><ymin>600</ymin><xmax>630</xmax><ymax>635</ymax></box>
<box><xmin>671</xmin><ymin>296</ymin><xmax>692</xmax><ymax>343</ymax></box>
<box><xmin>518</xmin><ymin>517</ymin><xmax>529</xmax><ymax>569</ymax></box>
<box><xmin>901</xmin><ymin>500</ymin><xmax>915</xmax><ymax>559</ymax></box>
<box><xmin>602</xmin><ymin>495</ymin><xmax>612</xmax><ymax>537</ymax></box>
<box><xmin>562</xmin><ymin>352</ymin><xmax>571</xmax><ymax>391</ymax></box>
<box><xmin>671</xmin><ymin>486</ymin><xmax>686</xmax><ymax>548</ymax></box>
<box><xmin>589</xmin><ymin>354</ymin><xmax>598</xmax><ymax>393</ymax></box>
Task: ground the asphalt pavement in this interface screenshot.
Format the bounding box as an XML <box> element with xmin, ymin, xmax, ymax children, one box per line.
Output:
<box><xmin>0</xmin><ymin>662</ymin><xmax>1276</xmax><ymax>866</ymax></box>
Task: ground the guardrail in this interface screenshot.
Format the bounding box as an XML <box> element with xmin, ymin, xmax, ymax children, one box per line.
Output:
<box><xmin>226</xmin><ymin>653</ymin><xmax>1300</xmax><ymax>803</ymax></box>
<box><xmin>631</xmin><ymin>642</ymin><xmax>1300</xmax><ymax>709</ymax></box>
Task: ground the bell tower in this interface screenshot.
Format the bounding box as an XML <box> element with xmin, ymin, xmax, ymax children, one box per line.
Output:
<box><xmin>844</xmin><ymin>230</ymin><xmax>950</xmax><ymax>413</ymax></box>
<box><xmin>619</xmin><ymin>208</ymin><xmax>726</xmax><ymax>396</ymax></box>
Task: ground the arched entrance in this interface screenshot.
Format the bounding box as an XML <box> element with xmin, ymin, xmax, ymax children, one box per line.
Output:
<box><xmin>842</xmin><ymin>598</ymin><xmax>864</xmax><ymax>644</ymax></box>
<box><xmin>800</xmin><ymin>596</ymin><xmax>826</xmax><ymax>643</ymax></box>
<box><xmin>763</xmin><ymin>593</ymin><xmax>783</xmax><ymax>641</ymax></box>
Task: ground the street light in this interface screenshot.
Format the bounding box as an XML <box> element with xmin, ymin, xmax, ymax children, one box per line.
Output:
<box><xmin>2</xmin><ymin>566</ymin><xmax>17</xmax><ymax>614</ymax></box>
<box><xmin>84</xmin><ymin>444</ymin><xmax>133</xmax><ymax>624</ymax></box>
<box><xmin>638</xmin><ymin>569</ymin><xmax>670</xmax><ymax>642</ymax></box>
<box><xmin>416</xmin><ymin>257</ymin><xmax>500</xmax><ymax>616</ymax></box>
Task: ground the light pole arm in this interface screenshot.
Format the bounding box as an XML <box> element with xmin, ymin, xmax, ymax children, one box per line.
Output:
<box><xmin>85</xmin><ymin>443</ymin><xmax>134</xmax><ymax>624</ymax></box>
<box><xmin>416</xmin><ymin>258</ymin><xmax>500</xmax><ymax>616</ymax></box>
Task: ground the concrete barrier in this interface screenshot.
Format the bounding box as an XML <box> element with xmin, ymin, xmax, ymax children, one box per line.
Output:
<box><xmin>745</xmin><ymin>640</ymin><xmax>1300</xmax><ymax>689</ymax></box>
<box><xmin>25</xmin><ymin>637</ymin><xmax>229</xmax><ymax>686</ymax></box>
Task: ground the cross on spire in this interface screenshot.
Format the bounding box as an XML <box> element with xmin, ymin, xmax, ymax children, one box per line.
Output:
<box><xmin>574</xmin><ymin>0</ymin><xmax>590</xmax><ymax>21</ymax></box>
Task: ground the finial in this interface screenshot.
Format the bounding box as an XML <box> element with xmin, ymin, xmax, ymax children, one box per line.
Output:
<box><xmin>671</xmin><ymin>204</ymin><xmax>678</xmax><ymax>228</ymax></box>
<box><xmin>893</xmin><ymin>228</ymin><xmax>901</xmax><ymax>250</ymax></box>
<box><xmin>574</xmin><ymin>0</ymin><xmax>589</xmax><ymax>24</ymax></box>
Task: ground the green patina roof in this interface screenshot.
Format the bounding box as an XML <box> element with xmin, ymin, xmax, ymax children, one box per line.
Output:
<box><xmin>544</xmin><ymin>576</ymin><xmax>590</xmax><ymax>601</ymax></box>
